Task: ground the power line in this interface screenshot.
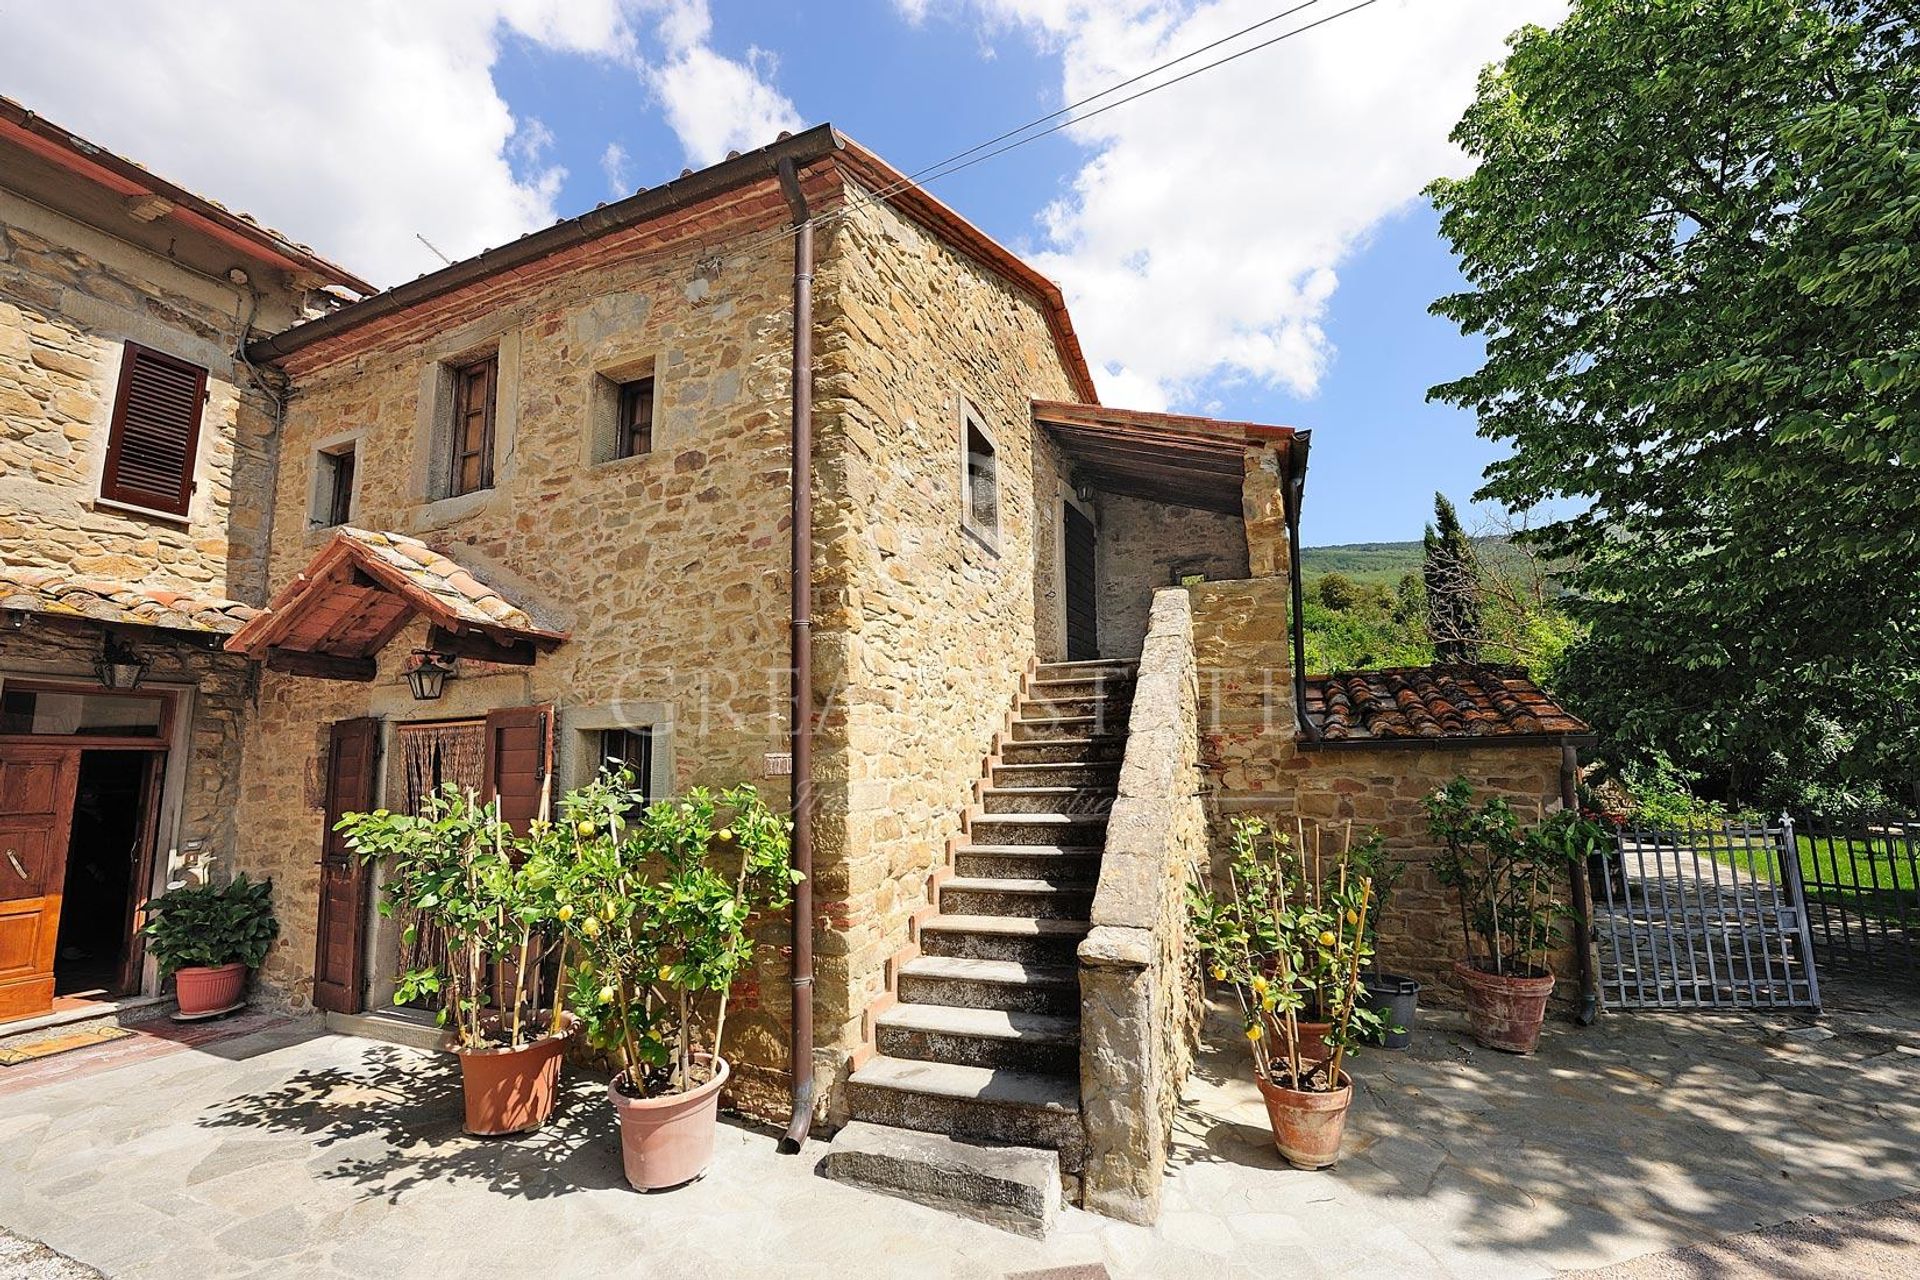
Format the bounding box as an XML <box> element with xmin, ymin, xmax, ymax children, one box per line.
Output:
<box><xmin>726</xmin><ymin>0</ymin><xmax>1382</xmax><ymax>262</ymax></box>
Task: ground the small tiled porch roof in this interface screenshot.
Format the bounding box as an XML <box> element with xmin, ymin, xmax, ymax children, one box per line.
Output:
<box><xmin>1032</xmin><ymin>400</ymin><xmax>1302</xmax><ymax>516</ymax></box>
<box><xmin>224</xmin><ymin>528</ymin><xmax>567</xmax><ymax>663</ymax></box>
<box><xmin>0</xmin><ymin>566</ymin><xmax>259</xmax><ymax>636</ymax></box>
<box><xmin>1303</xmin><ymin>665</ymin><xmax>1592</xmax><ymax>747</ymax></box>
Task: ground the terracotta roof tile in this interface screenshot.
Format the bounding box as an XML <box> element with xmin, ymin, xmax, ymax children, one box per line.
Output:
<box><xmin>0</xmin><ymin>567</ymin><xmax>258</xmax><ymax>635</ymax></box>
<box><xmin>333</xmin><ymin>528</ymin><xmax>545</xmax><ymax>635</ymax></box>
<box><xmin>1303</xmin><ymin>665</ymin><xmax>1589</xmax><ymax>745</ymax></box>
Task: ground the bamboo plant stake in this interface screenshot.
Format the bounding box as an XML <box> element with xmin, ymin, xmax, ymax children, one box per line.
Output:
<box><xmin>1328</xmin><ymin>876</ymin><xmax>1373</xmax><ymax>1086</ymax></box>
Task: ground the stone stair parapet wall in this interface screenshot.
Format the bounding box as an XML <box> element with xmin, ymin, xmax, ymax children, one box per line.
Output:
<box><xmin>1077</xmin><ymin>587</ymin><xmax>1206</xmax><ymax>1225</ymax></box>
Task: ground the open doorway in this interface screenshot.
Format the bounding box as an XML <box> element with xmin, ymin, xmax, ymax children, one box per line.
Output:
<box><xmin>53</xmin><ymin>750</ymin><xmax>157</xmax><ymax>1000</ymax></box>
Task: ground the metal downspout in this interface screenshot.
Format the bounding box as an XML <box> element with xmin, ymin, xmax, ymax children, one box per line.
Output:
<box><xmin>1284</xmin><ymin>434</ymin><xmax>1319</xmax><ymax>741</ymax></box>
<box><xmin>777</xmin><ymin>157</ymin><xmax>817</xmax><ymax>1154</ymax></box>
<box><xmin>1561</xmin><ymin>742</ymin><xmax>1601</xmax><ymax>1025</ymax></box>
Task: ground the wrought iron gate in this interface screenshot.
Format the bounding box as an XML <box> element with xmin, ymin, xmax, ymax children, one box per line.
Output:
<box><xmin>1592</xmin><ymin>819</ymin><xmax>1821</xmax><ymax>1011</ymax></box>
<box><xmin>1796</xmin><ymin>815</ymin><xmax>1919</xmax><ymax>983</ymax></box>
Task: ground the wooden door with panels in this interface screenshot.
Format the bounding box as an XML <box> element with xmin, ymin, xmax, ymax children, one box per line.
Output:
<box><xmin>313</xmin><ymin>717</ymin><xmax>380</xmax><ymax>1014</ymax></box>
<box><xmin>0</xmin><ymin>746</ymin><xmax>80</xmax><ymax>1021</ymax></box>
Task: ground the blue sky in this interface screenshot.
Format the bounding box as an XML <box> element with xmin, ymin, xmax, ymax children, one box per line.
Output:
<box><xmin>490</xmin><ymin>1</ymin><xmax>1523</xmax><ymax>545</ymax></box>
<box><xmin>3</xmin><ymin>0</ymin><xmax>1564</xmax><ymax>544</ymax></box>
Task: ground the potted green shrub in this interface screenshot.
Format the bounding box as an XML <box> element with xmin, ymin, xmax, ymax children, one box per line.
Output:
<box><xmin>1190</xmin><ymin>816</ymin><xmax>1383</xmax><ymax>1169</ymax></box>
<box><xmin>1424</xmin><ymin>779</ymin><xmax>1602</xmax><ymax>1053</ymax></box>
<box><xmin>142</xmin><ymin>873</ymin><xmax>279</xmax><ymax>1017</ymax></box>
<box><xmin>1346</xmin><ymin>827</ymin><xmax>1418</xmax><ymax>1048</ymax></box>
<box><xmin>554</xmin><ymin>776</ymin><xmax>794</xmax><ymax>1190</ymax></box>
<box><xmin>335</xmin><ymin>786</ymin><xmax>575</xmax><ymax>1136</ymax></box>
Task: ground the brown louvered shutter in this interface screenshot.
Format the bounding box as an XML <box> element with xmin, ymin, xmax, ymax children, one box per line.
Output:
<box><xmin>483</xmin><ymin>705</ymin><xmax>552</xmax><ymax>835</ymax></box>
<box><xmin>100</xmin><ymin>342</ymin><xmax>208</xmax><ymax>517</ymax></box>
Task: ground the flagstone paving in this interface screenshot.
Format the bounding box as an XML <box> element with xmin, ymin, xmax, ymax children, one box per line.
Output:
<box><xmin>1</xmin><ymin>979</ymin><xmax>1916</xmax><ymax>1279</ymax></box>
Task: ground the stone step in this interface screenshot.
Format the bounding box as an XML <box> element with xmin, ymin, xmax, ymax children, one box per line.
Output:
<box><xmin>968</xmin><ymin>813</ymin><xmax>1110</xmax><ymax>847</ymax></box>
<box><xmin>818</xmin><ymin>1121</ymin><xmax>1061</xmax><ymax>1239</ymax></box>
<box><xmin>1035</xmin><ymin>659</ymin><xmax>1137</xmax><ymax>680</ymax></box>
<box><xmin>917</xmin><ymin>914</ymin><xmax>1090</xmax><ymax>965</ymax></box>
<box><xmin>875</xmin><ymin>1003</ymin><xmax>1079</xmax><ymax>1073</ymax></box>
<box><xmin>1019</xmin><ymin>694</ymin><xmax>1133</xmax><ymax>723</ymax></box>
<box><xmin>997</xmin><ymin>737</ymin><xmax>1126</xmax><ymax>766</ymax></box>
<box><xmin>980</xmin><ymin>785</ymin><xmax>1115</xmax><ymax>816</ymax></box>
<box><xmin>953</xmin><ymin>844</ymin><xmax>1101</xmax><ymax>881</ymax></box>
<box><xmin>1027</xmin><ymin>675</ymin><xmax>1135</xmax><ymax>702</ymax></box>
<box><xmin>939</xmin><ymin>875</ymin><xmax>1095</xmax><ymax>921</ymax></box>
<box><xmin>896</xmin><ymin>955</ymin><xmax>1079</xmax><ymax>1016</ymax></box>
<box><xmin>989</xmin><ymin>761</ymin><xmax>1122</xmax><ymax>791</ymax></box>
<box><xmin>845</xmin><ymin>1056</ymin><xmax>1084</xmax><ymax>1170</ymax></box>
<box><xmin>1009</xmin><ymin>715</ymin><xmax>1123</xmax><ymax>743</ymax></box>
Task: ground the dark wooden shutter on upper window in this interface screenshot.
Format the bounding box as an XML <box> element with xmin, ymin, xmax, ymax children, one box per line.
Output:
<box><xmin>101</xmin><ymin>342</ymin><xmax>208</xmax><ymax>517</ymax></box>
<box><xmin>617</xmin><ymin>378</ymin><xmax>654</xmax><ymax>459</ymax></box>
<box><xmin>449</xmin><ymin>356</ymin><xmax>497</xmax><ymax>497</ymax></box>
<box><xmin>483</xmin><ymin>705</ymin><xmax>551</xmax><ymax>835</ymax></box>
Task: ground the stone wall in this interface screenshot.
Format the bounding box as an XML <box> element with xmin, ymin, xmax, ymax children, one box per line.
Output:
<box><xmin>1078</xmin><ymin>588</ymin><xmax>1206</xmax><ymax>1225</ymax></box>
<box><xmin>231</xmin><ymin>190</ymin><xmax>805</xmax><ymax>1116</ymax></box>
<box><xmin>1289</xmin><ymin>742</ymin><xmax>1579</xmax><ymax>1003</ymax></box>
<box><xmin>0</xmin><ymin>190</ymin><xmax>303</xmax><ymax>605</ymax></box>
<box><xmin>1093</xmin><ymin>492</ymin><xmax>1247</xmax><ymax>659</ymax></box>
<box><xmin>808</xmin><ymin>172</ymin><xmax>1081</xmax><ymax>1093</ymax></box>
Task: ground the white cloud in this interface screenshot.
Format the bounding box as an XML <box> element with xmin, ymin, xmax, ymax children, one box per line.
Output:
<box><xmin>897</xmin><ymin>0</ymin><xmax>1565</xmax><ymax>408</ymax></box>
<box><xmin>602</xmin><ymin>142</ymin><xmax>634</xmax><ymax>196</ymax></box>
<box><xmin>645</xmin><ymin>2</ymin><xmax>804</xmax><ymax>167</ymax></box>
<box><xmin>0</xmin><ymin>0</ymin><xmax>800</xmax><ymax>287</ymax></box>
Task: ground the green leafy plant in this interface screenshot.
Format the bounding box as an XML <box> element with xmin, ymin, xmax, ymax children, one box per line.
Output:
<box><xmin>335</xmin><ymin>786</ymin><xmax>567</xmax><ymax>1052</ymax></box>
<box><xmin>1424</xmin><ymin>779</ymin><xmax>1599</xmax><ymax>977</ymax></box>
<box><xmin>1189</xmin><ymin>817</ymin><xmax>1384</xmax><ymax>1092</ymax></box>
<box><xmin>141</xmin><ymin>874</ymin><xmax>279</xmax><ymax>979</ymax></box>
<box><xmin>554</xmin><ymin>776</ymin><xmax>796</xmax><ymax>1098</ymax></box>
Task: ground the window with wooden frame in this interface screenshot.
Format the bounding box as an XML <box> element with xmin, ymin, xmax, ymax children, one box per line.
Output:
<box><xmin>616</xmin><ymin>377</ymin><xmax>655</xmax><ymax>460</ymax></box>
<box><xmin>448</xmin><ymin>354</ymin><xmax>498</xmax><ymax>497</ymax></box>
<box><xmin>960</xmin><ymin>399</ymin><xmax>1000</xmax><ymax>550</ymax></box>
<box><xmin>100</xmin><ymin>341</ymin><xmax>208</xmax><ymax>518</ymax></box>
<box><xmin>314</xmin><ymin>441</ymin><xmax>357</xmax><ymax>527</ymax></box>
<box><xmin>599</xmin><ymin>726</ymin><xmax>654</xmax><ymax>809</ymax></box>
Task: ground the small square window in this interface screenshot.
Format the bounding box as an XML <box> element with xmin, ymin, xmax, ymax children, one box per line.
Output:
<box><xmin>601</xmin><ymin>727</ymin><xmax>654</xmax><ymax>809</ymax></box>
<box><xmin>961</xmin><ymin>401</ymin><xmax>999</xmax><ymax>549</ymax></box>
<box><xmin>314</xmin><ymin>443</ymin><xmax>356</xmax><ymax>527</ymax></box>
<box><xmin>616</xmin><ymin>377</ymin><xmax>654</xmax><ymax>460</ymax></box>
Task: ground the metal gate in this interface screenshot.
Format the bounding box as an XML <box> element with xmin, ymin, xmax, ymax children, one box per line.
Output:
<box><xmin>1796</xmin><ymin>815</ymin><xmax>1919</xmax><ymax>984</ymax></box>
<box><xmin>1593</xmin><ymin>819</ymin><xmax>1820</xmax><ymax>1011</ymax></box>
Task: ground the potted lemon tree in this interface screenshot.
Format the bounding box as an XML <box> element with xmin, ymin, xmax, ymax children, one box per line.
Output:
<box><xmin>335</xmin><ymin>787</ymin><xmax>575</xmax><ymax>1136</ymax></box>
<box><xmin>555</xmin><ymin>776</ymin><xmax>794</xmax><ymax>1190</ymax></box>
<box><xmin>142</xmin><ymin>874</ymin><xmax>279</xmax><ymax>1017</ymax></box>
<box><xmin>1424</xmin><ymin>779</ymin><xmax>1602</xmax><ymax>1053</ymax></box>
<box><xmin>1190</xmin><ymin>816</ymin><xmax>1382</xmax><ymax>1169</ymax></box>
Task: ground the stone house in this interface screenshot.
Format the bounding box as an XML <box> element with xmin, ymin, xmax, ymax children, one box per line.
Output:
<box><xmin>0</xmin><ymin>98</ymin><xmax>368</xmax><ymax>1023</ymax></box>
<box><xmin>2</xmin><ymin>111</ymin><xmax>1594</xmax><ymax>1226</ymax></box>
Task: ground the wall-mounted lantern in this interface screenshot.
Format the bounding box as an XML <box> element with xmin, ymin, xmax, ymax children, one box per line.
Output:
<box><xmin>405</xmin><ymin>649</ymin><xmax>458</xmax><ymax>701</ymax></box>
<box><xmin>96</xmin><ymin>632</ymin><xmax>151</xmax><ymax>690</ymax></box>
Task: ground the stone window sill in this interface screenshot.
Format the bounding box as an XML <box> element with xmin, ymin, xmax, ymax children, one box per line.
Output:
<box><xmin>93</xmin><ymin>496</ymin><xmax>191</xmax><ymax>529</ymax></box>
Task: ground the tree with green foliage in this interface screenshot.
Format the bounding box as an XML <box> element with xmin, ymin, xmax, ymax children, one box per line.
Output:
<box><xmin>1429</xmin><ymin>0</ymin><xmax>1920</xmax><ymax>805</ymax></box>
<box><xmin>1422</xmin><ymin>494</ymin><xmax>1483</xmax><ymax>664</ymax></box>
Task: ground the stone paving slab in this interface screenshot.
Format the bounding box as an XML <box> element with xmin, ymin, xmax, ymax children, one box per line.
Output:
<box><xmin>0</xmin><ymin>977</ymin><xmax>1916</xmax><ymax>1278</ymax></box>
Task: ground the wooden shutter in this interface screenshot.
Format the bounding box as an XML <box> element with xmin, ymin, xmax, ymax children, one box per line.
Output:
<box><xmin>313</xmin><ymin>717</ymin><xmax>380</xmax><ymax>1014</ymax></box>
<box><xmin>101</xmin><ymin>342</ymin><xmax>208</xmax><ymax>517</ymax></box>
<box><xmin>483</xmin><ymin>705</ymin><xmax>551</xmax><ymax>835</ymax></box>
<box><xmin>449</xmin><ymin>356</ymin><xmax>497</xmax><ymax>497</ymax></box>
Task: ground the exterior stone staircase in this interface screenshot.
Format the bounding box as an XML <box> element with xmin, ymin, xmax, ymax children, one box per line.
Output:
<box><xmin>826</xmin><ymin>658</ymin><xmax>1136</xmax><ymax>1233</ymax></box>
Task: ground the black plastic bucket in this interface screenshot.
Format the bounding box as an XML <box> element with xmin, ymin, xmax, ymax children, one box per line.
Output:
<box><xmin>1361</xmin><ymin>972</ymin><xmax>1420</xmax><ymax>1049</ymax></box>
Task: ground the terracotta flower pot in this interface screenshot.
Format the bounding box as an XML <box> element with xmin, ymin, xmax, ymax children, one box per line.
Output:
<box><xmin>1294</xmin><ymin>1019</ymin><xmax>1335</xmax><ymax>1064</ymax></box>
<box><xmin>609</xmin><ymin>1055</ymin><xmax>729</xmax><ymax>1190</ymax></box>
<box><xmin>1454</xmin><ymin>959</ymin><xmax>1554</xmax><ymax>1054</ymax></box>
<box><xmin>456</xmin><ymin>1013</ymin><xmax>577</xmax><ymax>1137</ymax></box>
<box><xmin>173</xmin><ymin>962</ymin><xmax>248</xmax><ymax>1016</ymax></box>
<box><xmin>1254</xmin><ymin>1066</ymin><xmax>1353</xmax><ymax>1170</ymax></box>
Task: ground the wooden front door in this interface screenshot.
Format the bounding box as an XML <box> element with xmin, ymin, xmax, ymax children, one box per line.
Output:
<box><xmin>0</xmin><ymin>746</ymin><xmax>80</xmax><ymax>1021</ymax></box>
<box><xmin>313</xmin><ymin>717</ymin><xmax>380</xmax><ymax>1014</ymax></box>
<box><xmin>1064</xmin><ymin>502</ymin><xmax>1099</xmax><ymax>662</ymax></box>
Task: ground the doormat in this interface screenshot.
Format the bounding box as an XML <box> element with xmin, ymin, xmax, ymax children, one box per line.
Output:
<box><xmin>0</xmin><ymin>1023</ymin><xmax>133</xmax><ymax>1066</ymax></box>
